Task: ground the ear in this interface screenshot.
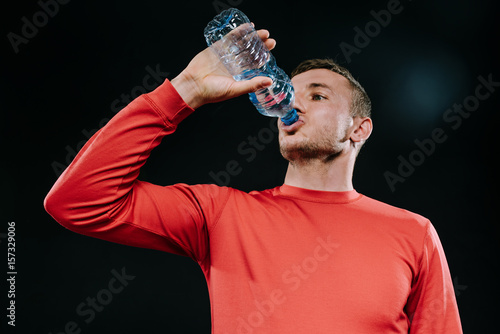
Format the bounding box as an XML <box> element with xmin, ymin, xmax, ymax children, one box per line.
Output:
<box><xmin>350</xmin><ymin>117</ymin><xmax>373</xmax><ymax>144</ymax></box>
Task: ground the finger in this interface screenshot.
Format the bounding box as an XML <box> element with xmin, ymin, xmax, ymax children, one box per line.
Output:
<box><xmin>257</xmin><ymin>29</ymin><xmax>270</xmax><ymax>40</ymax></box>
<box><xmin>256</xmin><ymin>29</ymin><xmax>276</xmax><ymax>50</ymax></box>
<box><xmin>231</xmin><ymin>76</ymin><xmax>272</xmax><ymax>96</ymax></box>
<box><xmin>264</xmin><ymin>38</ymin><xmax>276</xmax><ymax>51</ymax></box>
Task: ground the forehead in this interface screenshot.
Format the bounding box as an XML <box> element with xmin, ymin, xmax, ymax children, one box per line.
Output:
<box><xmin>291</xmin><ymin>68</ymin><xmax>352</xmax><ymax>97</ymax></box>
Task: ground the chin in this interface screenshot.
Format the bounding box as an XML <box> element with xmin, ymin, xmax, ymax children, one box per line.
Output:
<box><xmin>279</xmin><ymin>140</ymin><xmax>315</xmax><ymax>162</ymax></box>
<box><xmin>279</xmin><ymin>136</ymin><xmax>344</xmax><ymax>162</ymax></box>
<box><xmin>279</xmin><ymin>138</ymin><xmax>304</xmax><ymax>154</ymax></box>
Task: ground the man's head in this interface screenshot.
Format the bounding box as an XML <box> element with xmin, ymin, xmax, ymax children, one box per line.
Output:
<box><xmin>291</xmin><ymin>59</ymin><xmax>371</xmax><ymax>119</ymax></box>
<box><xmin>278</xmin><ymin>58</ymin><xmax>372</xmax><ymax>164</ymax></box>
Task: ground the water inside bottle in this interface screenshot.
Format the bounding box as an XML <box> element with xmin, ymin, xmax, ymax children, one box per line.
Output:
<box><xmin>204</xmin><ymin>8</ymin><xmax>298</xmax><ymax>124</ymax></box>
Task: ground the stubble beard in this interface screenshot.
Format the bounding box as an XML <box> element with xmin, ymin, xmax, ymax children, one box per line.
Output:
<box><xmin>279</xmin><ymin>127</ymin><xmax>351</xmax><ymax>164</ymax></box>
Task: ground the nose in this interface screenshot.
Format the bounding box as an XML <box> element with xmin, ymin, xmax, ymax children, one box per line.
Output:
<box><xmin>293</xmin><ymin>97</ymin><xmax>304</xmax><ymax>114</ymax></box>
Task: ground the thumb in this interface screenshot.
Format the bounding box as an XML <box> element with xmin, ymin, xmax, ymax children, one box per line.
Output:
<box><xmin>231</xmin><ymin>76</ymin><xmax>272</xmax><ymax>96</ymax></box>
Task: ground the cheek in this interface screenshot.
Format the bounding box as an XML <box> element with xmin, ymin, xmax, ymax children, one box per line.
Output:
<box><xmin>314</xmin><ymin>111</ymin><xmax>340</xmax><ymax>130</ymax></box>
<box><xmin>315</xmin><ymin>116</ymin><xmax>351</xmax><ymax>141</ymax></box>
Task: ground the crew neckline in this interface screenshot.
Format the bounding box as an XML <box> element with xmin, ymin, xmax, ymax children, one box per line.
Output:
<box><xmin>276</xmin><ymin>184</ymin><xmax>362</xmax><ymax>204</ymax></box>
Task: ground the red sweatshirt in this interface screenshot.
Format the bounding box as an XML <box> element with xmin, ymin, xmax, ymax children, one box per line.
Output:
<box><xmin>44</xmin><ymin>79</ymin><xmax>462</xmax><ymax>333</ymax></box>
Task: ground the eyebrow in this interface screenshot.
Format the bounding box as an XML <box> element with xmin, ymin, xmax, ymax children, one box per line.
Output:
<box><xmin>307</xmin><ymin>82</ymin><xmax>333</xmax><ymax>92</ymax></box>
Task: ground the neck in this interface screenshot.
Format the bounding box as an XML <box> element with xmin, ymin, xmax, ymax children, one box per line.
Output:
<box><xmin>283</xmin><ymin>153</ymin><xmax>355</xmax><ymax>192</ymax></box>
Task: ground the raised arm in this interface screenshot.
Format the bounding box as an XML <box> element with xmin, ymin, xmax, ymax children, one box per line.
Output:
<box><xmin>44</xmin><ymin>29</ymin><xmax>275</xmax><ymax>261</ymax></box>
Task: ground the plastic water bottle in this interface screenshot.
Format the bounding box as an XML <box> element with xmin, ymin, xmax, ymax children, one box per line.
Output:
<box><xmin>204</xmin><ymin>8</ymin><xmax>298</xmax><ymax>125</ymax></box>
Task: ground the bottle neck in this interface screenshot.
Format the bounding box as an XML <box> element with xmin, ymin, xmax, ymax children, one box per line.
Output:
<box><xmin>280</xmin><ymin>109</ymin><xmax>299</xmax><ymax>125</ymax></box>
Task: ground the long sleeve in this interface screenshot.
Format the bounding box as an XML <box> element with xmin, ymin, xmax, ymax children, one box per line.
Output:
<box><xmin>405</xmin><ymin>222</ymin><xmax>463</xmax><ymax>333</ymax></box>
<box><xmin>44</xmin><ymin>79</ymin><xmax>226</xmax><ymax>262</ymax></box>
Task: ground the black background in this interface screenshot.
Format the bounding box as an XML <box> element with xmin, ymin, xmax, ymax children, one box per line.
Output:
<box><xmin>2</xmin><ymin>0</ymin><xmax>499</xmax><ymax>333</ymax></box>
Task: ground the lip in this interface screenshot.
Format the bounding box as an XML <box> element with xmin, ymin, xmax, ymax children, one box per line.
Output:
<box><xmin>279</xmin><ymin>118</ymin><xmax>304</xmax><ymax>133</ymax></box>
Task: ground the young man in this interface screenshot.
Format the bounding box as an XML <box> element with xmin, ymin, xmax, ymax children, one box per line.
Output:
<box><xmin>44</xmin><ymin>29</ymin><xmax>462</xmax><ymax>333</ymax></box>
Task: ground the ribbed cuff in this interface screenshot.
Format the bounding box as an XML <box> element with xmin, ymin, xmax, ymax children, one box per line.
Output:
<box><xmin>145</xmin><ymin>79</ymin><xmax>196</xmax><ymax>126</ymax></box>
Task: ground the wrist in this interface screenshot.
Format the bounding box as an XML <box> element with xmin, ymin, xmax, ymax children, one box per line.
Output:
<box><xmin>171</xmin><ymin>71</ymin><xmax>203</xmax><ymax>110</ymax></box>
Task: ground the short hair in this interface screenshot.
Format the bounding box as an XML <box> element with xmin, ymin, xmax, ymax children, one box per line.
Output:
<box><xmin>291</xmin><ymin>59</ymin><xmax>371</xmax><ymax>119</ymax></box>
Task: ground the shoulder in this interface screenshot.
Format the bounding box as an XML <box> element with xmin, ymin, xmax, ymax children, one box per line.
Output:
<box><xmin>167</xmin><ymin>183</ymin><xmax>275</xmax><ymax>202</ymax></box>
<box><xmin>356</xmin><ymin>193</ymin><xmax>431</xmax><ymax>231</ymax></box>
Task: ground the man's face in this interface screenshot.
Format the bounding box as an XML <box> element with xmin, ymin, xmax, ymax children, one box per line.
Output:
<box><xmin>278</xmin><ymin>68</ymin><xmax>355</xmax><ymax>162</ymax></box>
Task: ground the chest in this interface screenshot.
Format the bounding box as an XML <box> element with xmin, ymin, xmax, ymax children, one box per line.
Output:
<box><xmin>209</xmin><ymin>205</ymin><xmax>415</xmax><ymax>318</ymax></box>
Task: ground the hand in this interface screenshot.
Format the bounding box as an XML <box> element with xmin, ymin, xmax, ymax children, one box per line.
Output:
<box><xmin>171</xmin><ymin>28</ymin><xmax>276</xmax><ymax>109</ymax></box>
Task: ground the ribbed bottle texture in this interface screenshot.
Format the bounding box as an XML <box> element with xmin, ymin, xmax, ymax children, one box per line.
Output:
<box><xmin>204</xmin><ymin>8</ymin><xmax>298</xmax><ymax>125</ymax></box>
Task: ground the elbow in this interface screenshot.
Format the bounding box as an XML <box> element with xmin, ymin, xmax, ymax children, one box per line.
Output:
<box><xmin>44</xmin><ymin>186</ymin><xmax>73</xmax><ymax>228</ymax></box>
<box><xmin>44</xmin><ymin>181</ymin><xmax>116</xmax><ymax>234</ymax></box>
<box><xmin>44</xmin><ymin>182</ymin><xmax>91</xmax><ymax>231</ymax></box>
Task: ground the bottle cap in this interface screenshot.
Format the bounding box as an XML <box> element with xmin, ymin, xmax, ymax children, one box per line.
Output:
<box><xmin>280</xmin><ymin>109</ymin><xmax>299</xmax><ymax>126</ymax></box>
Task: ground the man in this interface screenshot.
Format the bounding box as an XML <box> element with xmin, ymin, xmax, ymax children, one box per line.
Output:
<box><xmin>44</xmin><ymin>28</ymin><xmax>462</xmax><ymax>333</ymax></box>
